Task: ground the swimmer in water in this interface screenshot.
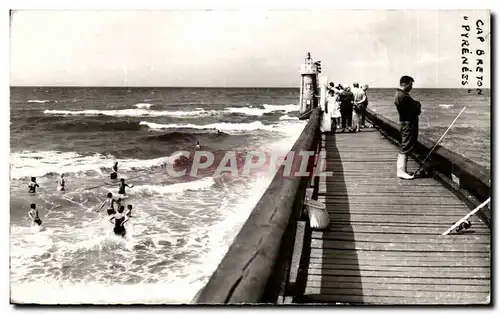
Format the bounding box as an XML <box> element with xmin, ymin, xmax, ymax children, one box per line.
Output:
<box><xmin>109</xmin><ymin>205</ymin><xmax>129</xmax><ymax>237</ymax></box>
<box><xmin>126</xmin><ymin>204</ymin><xmax>133</xmax><ymax>217</ymax></box>
<box><xmin>110</xmin><ymin>161</ymin><xmax>119</xmax><ymax>180</ymax></box>
<box><xmin>28</xmin><ymin>177</ymin><xmax>39</xmax><ymax>194</ymax></box>
<box><xmin>96</xmin><ymin>192</ymin><xmax>117</xmax><ymax>215</ymax></box>
<box><xmin>196</xmin><ymin>141</ymin><xmax>201</xmax><ymax>149</ymax></box>
<box><xmin>57</xmin><ymin>174</ymin><xmax>65</xmax><ymax>192</ymax></box>
<box><xmin>28</xmin><ymin>203</ymin><xmax>42</xmax><ymax>226</ymax></box>
<box><xmin>118</xmin><ymin>178</ymin><xmax>133</xmax><ymax>195</ymax></box>
<box><xmin>115</xmin><ymin>198</ymin><xmax>122</xmax><ymax>211</ymax></box>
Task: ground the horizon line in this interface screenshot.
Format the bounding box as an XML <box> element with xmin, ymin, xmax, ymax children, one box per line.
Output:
<box><xmin>9</xmin><ymin>85</ymin><xmax>491</xmax><ymax>89</ymax></box>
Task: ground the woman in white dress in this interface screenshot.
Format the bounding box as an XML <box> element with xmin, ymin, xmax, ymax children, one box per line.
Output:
<box><xmin>327</xmin><ymin>89</ymin><xmax>341</xmax><ymax>130</ymax></box>
<box><xmin>319</xmin><ymin>77</ymin><xmax>332</xmax><ymax>133</ymax></box>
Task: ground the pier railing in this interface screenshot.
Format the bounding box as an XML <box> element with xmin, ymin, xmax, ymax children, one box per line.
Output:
<box><xmin>193</xmin><ymin>107</ymin><xmax>322</xmax><ymax>304</ymax></box>
<box><xmin>365</xmin><ymin>108</ymin><xmax>491</xmax><ymax>226</ymax></box>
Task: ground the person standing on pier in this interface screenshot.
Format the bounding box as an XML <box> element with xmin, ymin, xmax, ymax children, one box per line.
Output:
<box><xmin>360</xmin><ymin>84</ymin><xmax>370</xmax><ymax>127</ymax></box>
<box><xmin>351</xmin><ymin>82</ymin><xmax>366</xmax><ymax>132</ymax></box>
<box><xmin>319</xmin><ymin>77</ymin><xmax>332</xmax><ymax>132</ymax></box>
<box><xmin>339</xmin><ymin>86</ymin><xmax>354</xmax><ymax>132</ymax></box>
<box><xmin>394</xmin><ymin>75</ymin><xmax>421</xmax><ymax>180</ymax></box>
<box><xmin>327</xmin><ymin>90</ymin><xmax>340</xmax><ymax>130</ymax></box>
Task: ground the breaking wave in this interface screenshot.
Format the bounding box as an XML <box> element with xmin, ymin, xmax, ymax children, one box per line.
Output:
<box><xmin>9</xmin><ymin>151</ymin><xmax>185</xmax><ymax>180</ymax></box>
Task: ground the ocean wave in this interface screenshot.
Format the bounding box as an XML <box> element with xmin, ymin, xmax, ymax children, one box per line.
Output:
<box><xmin>144</xmin><ymin>130</ymin><xmax>229</xmax><ymax>144</ymax></box>
<box><xmin>139</xmin><ymin>121</ymin><xmax>271</xmax><ymax>132</ymax></box>
<box><xmin>44</xmin><ymin>109</ymin><xmax>217</xmax><ymax>118</ymax></box>
<box><xmin>263</xmin><ymin>104</ymin><xmax>298</xmax><ymax>112</ymax></box>
<box><xmin>134</xmin><ymin>103</ymin><xmax>154</xmax><ymax>109</ymax></box>
<box><xmin>133</xmin><ymin>177</ymin><xmax>215</xmax><ymax>195</ymax></box>
<box><xmin>226</xmin><ymin>104</ymin><xmax>298</xmax><ymax>116</ymax></box>
<box><xmin>226</xmin><ymin>107</ymin><xmax>268</xmax><ymax>116</ymax></box>
<box><xmin>56</xmin><ymin>119</ymin><xmax>142</xmax><ymax>132</ymax></box>
<box><xmin>28</xmin><ymin>100</ymin><xmax>52</xmax><ymax>104</ymax></box>
<box><xmin>438</xmin><ymin>104</ymin><xmax>454</xmax><ymax>108</ymax></box>
<box><xmin>9</xmin><ymin>151</ymin><xmax>183</xmax><ymax>180</ymax></box>
<box><xmin>279</xmin><ymin>115</ymin><xmax>299</xmax><ymax>120</ymax></box>
<box><xmin>139</xmin><ymin>120</ymin><xmax>305</xmax><ymax>136</ymax></box>
<box><xmin>43</xmin><ymin>104</ymin><xmax>298</xmax><ymax>118</ymax></box>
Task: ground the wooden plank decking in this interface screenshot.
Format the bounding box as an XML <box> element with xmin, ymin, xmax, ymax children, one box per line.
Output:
<box><xmin>298</xmin><ymin>129</ymin><xmax>491</xmax><ymax>305</ymax></box>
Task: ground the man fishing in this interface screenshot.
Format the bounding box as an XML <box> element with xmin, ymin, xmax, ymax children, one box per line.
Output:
<box><xmin>394</xmin><ymin>75</ymin><xmax>421</xmax><ymax>180</ymax></box>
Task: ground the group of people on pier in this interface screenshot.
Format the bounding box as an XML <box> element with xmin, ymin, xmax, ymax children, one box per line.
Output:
<box><xmin>320</xmin><ymin>74</ymin><xmax>422</xmax><ymax>180</ymax></box>
<box><xmin>321</xmin><ymin>81</ymin><xmax>369</xmax><ymax>133</ymax></box>
<box><xmin>26</xmin><ymin>161</ymin><xmax>135</xmax><ymax>236</ymax></box>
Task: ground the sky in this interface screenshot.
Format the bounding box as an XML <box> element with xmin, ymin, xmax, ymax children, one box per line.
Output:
<box><xmin>9</xmin><ymin>9</ymin><xmax>491</xmax><ymax>88</ymax></box>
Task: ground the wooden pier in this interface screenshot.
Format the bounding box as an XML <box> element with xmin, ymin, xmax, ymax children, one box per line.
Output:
<box><xmin>193</xmin><ymin>106</ymin><xmax>491</xmax><ymax>305</ymax></box>
<box><xmin>298</xmin><ymin>129</ymin><xmax>490</xmax><ymax>304</ymax></box>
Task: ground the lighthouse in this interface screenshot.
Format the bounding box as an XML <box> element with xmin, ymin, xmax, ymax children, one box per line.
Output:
<box><xmin>299</xmin><ymin>52</ymin><xmax>321</xmax><ymax>119</ymax></box>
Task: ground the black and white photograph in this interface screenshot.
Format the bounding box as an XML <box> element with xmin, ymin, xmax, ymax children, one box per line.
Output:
<box><xmin>8</xmin><ymin>5</ymin><xmax>492</xmax><ymax>305</ymax></box>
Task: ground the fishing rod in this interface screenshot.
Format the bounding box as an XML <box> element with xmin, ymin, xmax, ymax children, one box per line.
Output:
<box><xmin>411</xmin><ymin>106</ymin><xmax>467</xmax><ymax>178</ymax></box>
<box><xmin>441</xmin><ymin>197</ymin><xmax>490</xmax><ymax>235</ymax></box>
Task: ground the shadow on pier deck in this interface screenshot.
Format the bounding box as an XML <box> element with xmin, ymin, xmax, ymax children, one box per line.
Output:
<box><xmin>297</xmin><ymin>129</ymin><xmax>491</xmax><ymax>304</ymax></box>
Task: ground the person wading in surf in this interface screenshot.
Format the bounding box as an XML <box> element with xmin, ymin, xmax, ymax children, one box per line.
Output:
<box><xmin>394</xmin><ymin>75</ymin><xmax>421</xmax><ymax>180</ymax></box>
<box><xmin>110</xmin><ymin>161</ymin><xmax>118</xmax><ymax>180</ymax></box>
<box><xmin>28</xmin><ymin>177</ymin><xmax>39</xmax><ymax>194</ymax></box>
<box><xmin>57</xmin><ymin>174</ymin><xmax>65</xmax><ymax>191</ymax></box>
<box><xmin>109</xmin><ymin>205</ymin><xmax>129</xmax><ymax>237</ymax></box>
<box><xmin>118</xmin><ymin>179</ymin><xmax>133</xmax><ymax>195</ymax></box>
<box><xmin>126</xmin><ymin>204</ymin><xmax>133</xmax><ymax>217</ymax></box>
<box><xmin>28</xmin><ymin>203</ymin><xmax>42</xmax><ymax>226</ymax></box>
<box><xmin>115</xmin><ymin>198</ymin><xmax>122</xmax><ymax>211</ymax></box>
<box><xmin>96</xmin><ymin>192</ymin><xmax>118</xmax><ymax>215</ymax></box>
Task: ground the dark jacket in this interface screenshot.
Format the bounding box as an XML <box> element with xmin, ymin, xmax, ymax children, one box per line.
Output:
<box><xmin>339</xmin><ymin>90</ymin><xmax>354</xmax><ymax>109</ymax></box>
<box><xmin>394</xmin><ymin>89</ymin><xmax>421</xmax><ymax>122</ymax></box>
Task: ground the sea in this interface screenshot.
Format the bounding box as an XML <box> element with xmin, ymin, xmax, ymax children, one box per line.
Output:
<box><xmin>9</xmin><ymin>87</ymin><xmax>490</xmax><ymax>304</ymax></box>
